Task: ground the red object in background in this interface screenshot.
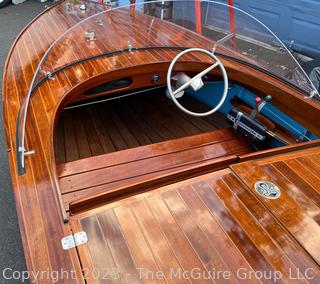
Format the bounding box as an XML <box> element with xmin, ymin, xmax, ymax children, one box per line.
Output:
<box><xmin>228</xmin><ymin>0</ymin><xmax>235</xmax><ymax>34</ymax></box>
<box><xmin>130</xmin><ymin>0</ymin><xmax>136</xmax><ymax>16</ymax></box>
<box><xmin>228</xmin><ymin>0</ymin><xmax>237</xmax><ymax>48</ymax></box>
<box><xmin>98</xmin><ymin>0</ymin><xmax>107</xmax><ymax>10</ymax></box>
<box><xmin>195</xmin><ymin>0</ymin><xmax>202</xmax><ymax>34</ymax></box>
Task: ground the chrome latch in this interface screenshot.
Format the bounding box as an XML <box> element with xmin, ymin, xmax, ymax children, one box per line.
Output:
<box><xmin>61</xmin><ymin>231</ymin><xmax>88</xmax><ymax>250</ymax></box>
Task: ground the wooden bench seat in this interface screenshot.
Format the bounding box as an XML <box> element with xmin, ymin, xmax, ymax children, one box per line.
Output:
<box><xmin>57</xmin><ymin>128</ymin><xmax>252</xmax><ymax>212</ymax></box>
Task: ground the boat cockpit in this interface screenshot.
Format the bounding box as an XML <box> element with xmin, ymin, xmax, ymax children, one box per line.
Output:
<box><xmin>15</xmin><ymin>0</ymin><xmax>320</xmax><ymax>213</ymax></box>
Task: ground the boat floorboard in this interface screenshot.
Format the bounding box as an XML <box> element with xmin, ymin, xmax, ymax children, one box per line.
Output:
<box><xmin>70</xmin><ymin>147</ymin><xmax>320</xmax><ymax>283</ymax></box>
<box><xmin>55</xmin><ymin>91</ymin><xmax>230</xmax><ymax>164</ymax></box>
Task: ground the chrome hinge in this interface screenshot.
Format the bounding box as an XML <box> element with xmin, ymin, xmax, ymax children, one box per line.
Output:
<box><xmin>61</xmin><ymin>231</ymin><xmax>88</xmax><ymax>250</ymax></box>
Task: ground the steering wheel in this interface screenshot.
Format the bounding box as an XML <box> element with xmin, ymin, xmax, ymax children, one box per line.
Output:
<box><xmin>167</xmin><ymin>48</ymin><xmax>229</xmax><ymax>117</ymax></box>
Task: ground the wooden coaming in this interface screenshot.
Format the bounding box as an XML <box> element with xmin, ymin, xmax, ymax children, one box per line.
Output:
<box><xmin>2</xmin><ymin>1</ymin><xmax>320</xmax><ymax>282</ymax></box>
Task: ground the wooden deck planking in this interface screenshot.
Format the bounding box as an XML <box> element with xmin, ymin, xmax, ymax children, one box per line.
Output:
<box><xmin>115</xmin><ymin>102</ymin><xmax>154</xmax><ymax>145</ymax></box>
<box><xmin>80</xmin><ymin>216</ymin><xmax>120</xmax><ymax>284</ymax></box>
<box><xmin>231</xmin><ymin>149</ymin><xmax>320</xmax><ymax>266</ymax></box>
<box><xmin>96</xmin><ymin>210</ymin><xmax>142</xmax><ymax>283</ymax></box>
<box><xmin>104</xmin><ymin>104</ymin><xmax>140</xmax><ymax>148</ymax></box>
<box><xmin>114</xmin><ymin>205</ymin><xmax>167</xmax><ymax>284</ymax></box>
<box><xmin>221</xmin><ymin>174</ymin><xmax>320</xmax><ymax>276</ymax></box>
<box><xmin>161</xmin><ymin>189</ymin><xmax>240</xmax><ymax>283</ymax></box>
<box><xmin>177</xmin><ymin>185</ymin><xmax>262</xmax><ymax>284</ymax></box>
<box><xmin>3</xmin><ymin>1</ymin><xmax>320</xmax><ymax>282</ymax></box>
<box><xmin>87</xmin><ymin>106</ymin><xmax>117</xmax><ymax>153</ymax></box>
<box><xmin>146</xmin><ymin>196</ymin><xmax>214</xmax><ymax>284</ymax></box>
<box><xmin>2</xmin><ymin>2</ymin><xmax>107</xmax><ymax>282</ymax></box>
<box><xmin>71</xmin><ymin>162</ymin><xmax>320</xmax><ymax>283</ymax></box>
<box><xmin>96</xmin><ymin>104</ymin><xmax>129</xmax><ymax>151</ymax></box>
<box><xmin>201</xmin><ymin>178</ymin><xmax>307</xmax><ymax>282</ymax></box>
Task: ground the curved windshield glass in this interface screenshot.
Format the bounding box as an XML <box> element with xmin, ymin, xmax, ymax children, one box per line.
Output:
<box><xmin>35</xmin><ymin>0</ymin><xmax>318</xmax><ymax>94</ymax></box>
<box><xmin>17</xmin><ymin>0</ymin><xmax>319</xmax><ymax>174</ymax></box>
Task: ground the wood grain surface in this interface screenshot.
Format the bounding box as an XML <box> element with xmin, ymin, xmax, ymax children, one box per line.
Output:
<box><xmin>55</xmin><ymin>91</ymin><xmax>229</xmax><ymax>163</ymax></box>
<box><xmin>2</xmin><ymin>1</ymin><xmax>320</xmax><ymax>282</ymax></box>
<box><xmin>71</xmin><ymin>162</ymin><xmax>320</xmax><ymax>283</ymax></box>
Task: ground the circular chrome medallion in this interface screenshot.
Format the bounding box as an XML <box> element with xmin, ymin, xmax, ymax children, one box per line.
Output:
<box><xmin>254</xmin><ymin>181</ymin><xmax>281</xmax><ymax>199</ymax></box>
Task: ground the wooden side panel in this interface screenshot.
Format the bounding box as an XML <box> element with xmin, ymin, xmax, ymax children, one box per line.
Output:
<box><xmin>57</xmin><ymin>128</ymin><xmax>238</xmax><ymax>178</ymax></box>
<box><xmin>59</xmin><ymin>136</ymin><xmax>249</xmax><ymax>193</ymax></box>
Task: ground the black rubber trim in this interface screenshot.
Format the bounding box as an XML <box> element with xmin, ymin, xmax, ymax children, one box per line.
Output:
<box><xmin>16</xmin><ymin>98</ymin><xmax>27</xmax><ymax>176</ymax></box>
<box><xmin>29</xmin><ymin>46</ymin><xmax>311</xmax><ymax>98</ymax></box>
<box><xmin>30</xmin><ymin>46</ymin><xmax>189</xmax><ymax>96</ymax></box>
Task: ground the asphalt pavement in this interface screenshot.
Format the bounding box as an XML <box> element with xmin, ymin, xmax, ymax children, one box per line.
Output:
<box><xmin>0</xmin><ymin>1</ymin><xmax>49</xmax><ymax>283</ymax></box>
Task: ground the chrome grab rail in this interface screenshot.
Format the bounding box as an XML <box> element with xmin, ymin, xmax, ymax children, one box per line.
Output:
<box><xmin>16</xmin><ymin>2</ymin><xmax>115</xmax><ymax>175</ymax></box>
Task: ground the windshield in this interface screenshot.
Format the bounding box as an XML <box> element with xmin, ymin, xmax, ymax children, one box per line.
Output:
<box><xmin>34</xmin><ymin>0</ymin><xmax>319</xmax><ymax>94</ymax></box>
<box><xmin>17</xmin><ymin>0</ymin><xmax>319</xmax><ymax>174</ymax></box>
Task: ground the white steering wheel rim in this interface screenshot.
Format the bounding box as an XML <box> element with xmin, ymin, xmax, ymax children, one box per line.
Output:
<box><xmin>167</xmin><ymin>48</ymin><xmax>229</xmax><ymax>117</ymax></box>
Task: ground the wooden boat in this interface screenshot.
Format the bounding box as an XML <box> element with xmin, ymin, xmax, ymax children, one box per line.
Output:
<box><xmin>2</xmin><ymin>0</ymin><xmax>320</xmax><ymax>282</ymax></box>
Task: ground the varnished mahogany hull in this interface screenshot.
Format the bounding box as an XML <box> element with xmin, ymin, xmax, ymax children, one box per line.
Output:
<box><xmin>2</xmin><ymin>1</ymin><xmax>320</xmax><ymax>283</ymax></box>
